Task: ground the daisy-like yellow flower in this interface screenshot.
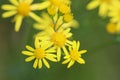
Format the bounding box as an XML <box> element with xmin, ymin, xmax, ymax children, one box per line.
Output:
<box><xmin>1</xmin><ymin>0</ymin><xmax>50</xmax><ymax>32</ymax></box>
<box><xmin>22</xmin><ymin>37</ymin><xmax>57</xmax><ymax>69</ymax></box>
<box><xmin>62</xmin><ymin>41</ymin><xmax>87</xmax><ymax>68</ymax></box>
<box><xmin>86</xmin><ymin>0</ymin><xmax>119</xmax><ymax>17</ymax></box>
<box><xmin>36</xmin><ymin>26</ymin><xmax>73</xmax><ymax>61</ymax></box>
<box><xmin>47</xmin><ymin>0</ymin><xmax>71</xmax><ymax>15</ymax></box>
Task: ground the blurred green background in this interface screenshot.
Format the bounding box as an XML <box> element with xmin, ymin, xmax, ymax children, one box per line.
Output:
<box><xmin>0</xmin><ymin>0</ymin><xmax>120</xmax><ymax>80</ymax></box>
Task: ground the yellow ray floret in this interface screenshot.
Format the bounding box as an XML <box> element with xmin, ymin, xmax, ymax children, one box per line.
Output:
<box><xmin>22</xmin><ymin>37</ymin><xmax>57</xmax><ymax>69</ymax></box>
<box><xmin>62</xmin><ymin>41</ymin><xmax>87</xmax><ymax>68</ymax></box>
<box><xmin>1</xmin><ymin>0</ymin><xmax>50</xmax><ymax>32</ymax></box>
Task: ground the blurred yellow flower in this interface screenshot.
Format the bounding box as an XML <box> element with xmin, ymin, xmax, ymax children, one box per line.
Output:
<box><xmin>1</xmin><ymin>0</ymin><xmax>50</xmax><ymax>32</ymax></box>
<box><xmin>47</xmin><ymin>0</ymin><xmax>71</xmax><ymax>15</ymax></box>
<box><xmin>62</xmin><ymin>41</ymin><xmax>87</xmax><ymax>68</ymax></box>
<box><xmin>22</xmin><ymin>37</ymin><xmax>57</xmax><ymax>69</ymax></box>
<box><xmin>34</xmin><ymin>13</ymin><xmax>79</xmax><ymax>30</ymax></box>
<box><xmin>86</xmin><ymin>0</ymin><xmax>119</xmax><ymax>17</ymax></box>
<box><xmin>106</xmin><ymin>22</ymin><xmax>117</xmax><ymax>34</ymax></box>
<box><xmin>36</xmin><ymin>26</ymin><xmax>73</xmax><ymax>61</ymax></box>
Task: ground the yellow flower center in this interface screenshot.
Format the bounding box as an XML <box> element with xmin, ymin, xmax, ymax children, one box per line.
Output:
<box><xmin>51</xmin><ymin>32</ymin><xmax>66</xmax><ymax>47</ymax></box>
<box><xmin>34</xmin><ymin>48</ymin><xmax>45</xmax><ymax>59</ymax></box>
<box><xmin>17</xmin><ymin>2</ymin><xmax>30</xmax><ymax>16</ymax></box>
<box><xmin>70</xmin><ymin>50</ymin><xmax>80</xmax><ymax>60</ymax></box>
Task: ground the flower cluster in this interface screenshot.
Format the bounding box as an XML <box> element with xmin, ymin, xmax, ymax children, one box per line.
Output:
<box><xmin>1</xmin><ymin>0</ymin><xmax>87</xmax><ymax>69</ymax></box>
<box><xmin>87</xmin><ymin>0</ymin><xmax>120</xmax><ymax>35</ymax></box>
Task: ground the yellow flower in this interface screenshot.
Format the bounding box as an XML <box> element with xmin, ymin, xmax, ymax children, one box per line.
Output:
<box><xmin>36</xmin><ymin>26</ymin><xmax>73</xmax><ymax>61</ymax></box>
<box><xmin>62</xmin><ymin>41</ymin><xmax>87</xmax><ymax>68</ymax></box>
<box><xmin>1</xmin><ymin>0</ymin><xmax>50</xmax><ymax>32</ymax></box>
<box><xmin>34</xmin><ymin>13</ymin><xmax>79</xmax><ymax>30</ymax></box>
<box><xmin>86</xmin><ymin>0</ymin><xmax>119</xmax><ymax>17</ymax></box>
<box><xmin>47</xmin><ymin>0</ymin><xmax>71</xmax><ymax>15</ymax></box>
<box><xmin>106</xmin><ymin>22</ymin><xmax>117</xmax><ymax>34</ymax></box>
<box><xmin>22</xmin><ymin>37</ymin><xmax>57</xmax><ymax>69</ymax></box>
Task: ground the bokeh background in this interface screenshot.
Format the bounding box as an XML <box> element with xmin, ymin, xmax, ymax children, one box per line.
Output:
<box><xmin>0</xmin><ymin>0</ymin><xmax>120</xmax><ymax>80</ymax></box>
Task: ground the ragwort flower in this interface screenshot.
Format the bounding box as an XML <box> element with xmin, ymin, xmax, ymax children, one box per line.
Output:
<box><xmin>22</xmin><ymin>37</ymin><xmax>57</xmax><ymax>69</ymax></box>
<box><xmin>36</xmin><ymin>26</ymin><xmax>73</xmax><ymax>61</ymax></box>
<box><xmin>62</xmin><ymin>41</ymin><xmax>87</xmax><ymax>68</ymax></box>
<box><xmin>1</xmin><ymin>0</ymin><xmax>50</xmax><ymax>32</ymax></box>
<box><xmin>86</xmin><ymin>0</ymin><xmax>119</xmax><ymax>17</ymax></box>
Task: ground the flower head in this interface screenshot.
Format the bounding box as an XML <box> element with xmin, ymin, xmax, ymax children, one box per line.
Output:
<box><xmin>86</xmin><ymin>0</ymin><xmax>119</xmax><ymax>17</ymax></box>
<box><xmin>36</xmin><ymin>26</ymin><xmax>73</xmax><ymax>61</ymax></box>
<box><xmin>1</xmin><ymin>0</ymin><xmax>50</xmax><ymax>32</ymax></box>
<box><xmin>22</xmin><ymin>37</ymin><xmax>57</xmax><ymax>69</ymax></box>
<box><xmin>62</xmin><ymin>41</ymin><xmax>87</xmax><ymax>68</ymax></box>
<box><xmin>48</xmin><ymin>0</ymin><xmax>71</xmax><ymax>15</ymax></box>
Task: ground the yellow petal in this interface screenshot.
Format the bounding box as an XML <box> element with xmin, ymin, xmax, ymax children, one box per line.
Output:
<box><xmin>66</xmin><ymin>40</ymin><xmax>73</xmax><ymax>45</ymax></box>
<box><xmin>26</xmin><ymin>45</ymin><xmax>35</xmax><ymax>51</ymax></box>
<box><xmin>15</xmin><ymin>15</ymin><xmax>23</xmax><ymax>32</ymax></box>
<box><xmin>22</xmin><ymin>51</ymin><xmax>33</xmax><ymax>56</ymax></box>
<box><xmin>66</xmin><ymin>33</ymin><xmax>72</xmax><ymax>38</ymax></box>
<box><xmin>62</xmin><ymin>20</ymin><xmax>79</xmax><ymax>28</ymax></box>
<box><xmin>67</xmin><ymin>60</ymin><xmax>75</xmax><ymax>68</ymax></box>
<box><xmin>46</xmin><ymin>47</ymin><xmax>56</xmax><ymax>53</ymax></box>
<box><xmin>30</xmin><ymin>1</ymin><xmax>50</xmax><ymax>10</ymax></box>
<box><xmin>79</xmin><ymin>50</ymin><xmax>87</xmax><ymax>54</ymax></box>
<box><xmin>62</xmin><ymin>58</ymin><xmax>71</xmax><ymax>64</ymax></box>
<box><xmin>33</xmin><ymin>59</ymin><xmax>38</xmax><ymax>69</ymax></box>
<box><xmin>57</xmin><ymin>47</ymin><xmax>61</xmax><ymax>61</ymax></box>
<box><xmin>9</xmin><ymin>0</ymin><xmax>19</xmax><ymax>6</ymax></box>
<box><xmin>64</xmin><ymin>55</ymin><xmax>70</xmax><ymax>59</ymax></box>
<box><xmin>2</xmin><ymin>11</ymin><xmax>17</xmax><ymax>18</ymax></box>
<box><xmin>25</xmin><ymin>56</ymin><xmax>35</xmax><ymax>62</ymax></box>
<box><xmin>38</xmin><ymin>59</ymin><xmax>42</xmax><ymax>69</ymax></box>
<box><xmin>87</xmin><ymin>0</ymin><xmax>99</xmax><ymax>10</ymax></box>
<box><xmin>34</xmin><ymin>37</ymin><xmax>41</xmax><ymax>48</ymax></box>
<box><xmin>46</xmin><ymin>54</ymin><xmax>57</xmax><ymax>58</ymax></box>
<box><xmin>2</xmin><ymin>5</ymin><xmax>17</xmax><ymax>10</ymax></box>
<box><xmin>72</xmin><ymin>41</ymin><xmax>76</xmax><ymax>50</ymax></box>
<box><xmin>25</xmin><ymin>0</ymin><xmax>33</xmax><ymax>4</ymax></box>
<box><xmin>43</xmin><ymin>58</ymin><xmax>50</xmax><ymax>68</ymax></box>
<box><xmin>41</xmin><ymin>41</ymin><xmax>53</xmax><ymax>50</ymax></box>
<box><xmin>45</xmin><ymin>55</ymin><xmax>57</xmax><ymax>62</ymax></box>
<box><xmin>29</xmin><ymin>12</ymin><xmax>42</xmax><ymax>22</ymax></box>
<box><xmin>76</xmin><ymin>41</ymin><xmax>80</xmax><ymax>51</ymax></box>
<box><xmin>62</xmin><ymin>46</ymin><xmax>69</xmax><ymax>56</ymax></box>
<box><xmin>77</xmin><ymin>58</ymin><xmax>85</xmax><ymax>64</ymax></box>
<box><xmin>99</xmin><ymin>3</ymin><xmax>108</xmax><ymax>17</ymax></box>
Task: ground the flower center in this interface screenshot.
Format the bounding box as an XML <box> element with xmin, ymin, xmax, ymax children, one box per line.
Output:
<box><xmin>34</xmin><ymin>48</ymin><xmax>45</xmax><ymax>59</ymax></box>
<box><xmin>51</xmin><ymin>32</ymin><xmax>66</xmax><ymax>47</ymax></box>
<box><xmin>17</xmin><ymin>2</ymin><xmax>30</xmax><ymax>16</ymax></box>
<box><xmin>70</xmin><ymin>50</ymin><xmax>80</xmax><ymax>60</ymax></box>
